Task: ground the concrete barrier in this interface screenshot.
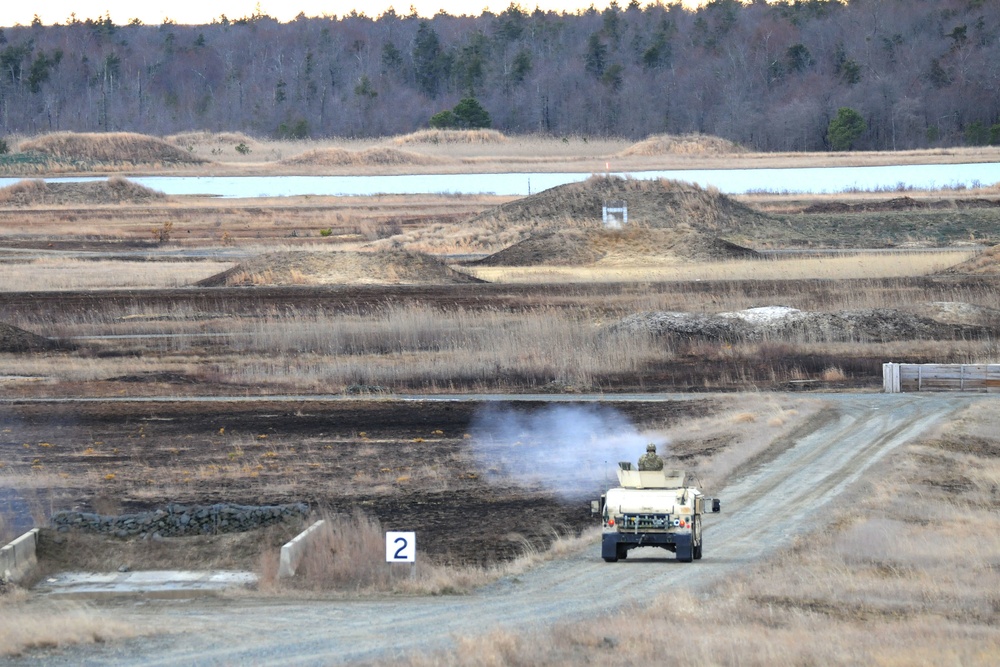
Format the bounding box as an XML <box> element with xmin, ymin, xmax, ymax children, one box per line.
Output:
<box><xmin>278</xmin><ymin>520</ymin><xmax>326</xmax><ymax>579</ymax></box>
<box><xmin>0</xmin><ymin>528</ymin><xmax>40</xmax><ymax>584</ymax></box>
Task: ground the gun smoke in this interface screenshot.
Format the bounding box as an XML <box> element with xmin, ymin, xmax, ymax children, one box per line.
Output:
<box><xmin>469</xmin><ymin>404</ymin><xmax>668</xmax><ymax>500</ymax></box>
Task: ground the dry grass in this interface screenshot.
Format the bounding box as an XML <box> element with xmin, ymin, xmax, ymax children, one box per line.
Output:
<box><xmin>944</xmin><ymin>244</ymin><xmax>1000</xmax><ymax>274</ymax></box>
<box><xmin>260</xmin><ymin>509</ymin><xmax>603</xmax><ymax>596</ymax></box>
<box><xmin>464</xmin><ymin>250</ymin><xmax>976</xmax><ymax>283</ymax></box>
<box><xmin>280</xmin><ymin>147</ymin><xmax>444</xmax><ymax>167</ymax></box>
<box><xmin>0</xmin><ymin>602</ymin><xmax>139</xmax><ymax>658</ymax></box>
<box><xmin>0</xmin><ymin>176</ymin><xmax>166</xmax><ymax>207</ymax></box>
<box><xmin>0</xmin><ymin>179</ymin><xmax>47</xmax><ymax>204</ymax></box>
<box><xmin>392</xmin><ymin>129</ymin><xmax>509</xmax><ymax>145</ymax></box>
<box><xmin>5</xmin><ymin>275</ymin><xmax>1000</xmax><ymax>394</ymax></box>
<box><xmin>0</xmin><ymin>259</ymin><xmax>234</xmax><ymax>291</ymax></box>
<box><xmin>18</xmin><ymin>132</ymin><xmax>205</xmax><ymax>166</ymax></box>
<box><xmin>407</xmin><ymin>402</ymin><xmax>1000</xmax><ymax>667</ymax></box>
<box><xmin>166</xmin><ymin>130</ymin><xmax>255</xmax><ymax>147</ymax></box>
<box><xmin>620</xmin><ymin>132</ymin><xmax>746</xmax><ymax>156</ymax></box>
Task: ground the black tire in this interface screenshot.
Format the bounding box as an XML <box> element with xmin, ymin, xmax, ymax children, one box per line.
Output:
<box><xmin>603</xmin><ymin>556</ymin><xmax>618</xmax><ymax>563</ymax></box>
<box><xmin>617</xmin><ymin>544</ymin><xmax>629</xmax><ymax>561</ymax></box>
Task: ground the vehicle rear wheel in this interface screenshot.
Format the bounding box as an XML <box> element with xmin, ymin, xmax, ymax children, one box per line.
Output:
<box><xmin>603</xmin><ymin>556</ymin><xmax>618</xmax><ymax>563</ymax></box>
<box><xmin>693</xmin><ymin>516</ymin><xmax>703</xmax><ymax>560</ymax></box>
<box><xmin>617</xmin><ymin>544</ymin><xmax>629</xmax><ymax>561</ymax></box>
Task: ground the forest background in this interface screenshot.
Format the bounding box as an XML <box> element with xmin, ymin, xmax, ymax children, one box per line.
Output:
<box><xmin>1</xmin><ymin>0</ymin><xmax>998</xmax><ymax>152</ymax></box>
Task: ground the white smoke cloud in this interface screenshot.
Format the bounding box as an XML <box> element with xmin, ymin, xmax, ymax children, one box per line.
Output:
<box><xmin>469</xmin><ymin>403</ymin><xmax>668</xmax><ymax>500</ymax></box>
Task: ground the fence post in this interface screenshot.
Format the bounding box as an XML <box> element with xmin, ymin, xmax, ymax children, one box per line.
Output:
<box><xmin>882</xmin><ymin>363</ymin><xmax>900</xmax><ymax>393</ymax></box>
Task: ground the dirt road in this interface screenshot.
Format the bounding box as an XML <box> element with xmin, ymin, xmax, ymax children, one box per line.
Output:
<box><xmin>22</xmin><ymin>393</ymin><xmax>973</xmax><ymax>666</ymax></box>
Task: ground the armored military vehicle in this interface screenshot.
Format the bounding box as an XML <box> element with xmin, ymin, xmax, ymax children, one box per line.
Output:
<box><xmin>592</xmin><ymin>462</ymin><xmax>720</xmax><ymax>563</ymax></box>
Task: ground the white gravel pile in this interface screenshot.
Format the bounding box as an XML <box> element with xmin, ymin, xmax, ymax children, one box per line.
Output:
<box><xmin>609</xmin><ymin>305</ymin><xmax>993</xmax><ymax>342</ymax></box>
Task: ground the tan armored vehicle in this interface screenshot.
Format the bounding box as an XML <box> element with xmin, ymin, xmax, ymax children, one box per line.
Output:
<box><xmin>592</xmin><ymin>462</ymin><xmax>720</xmax><ymax>563</ymax></box>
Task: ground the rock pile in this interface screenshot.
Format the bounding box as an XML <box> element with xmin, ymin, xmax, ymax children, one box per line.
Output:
<box><xmin>609</xmin><ymin>306</ymin><xmax>995</xmax><ymax>343</ymax></box>
<box><xmin>51</xmin><ymin>502</ymin><xmax>309</xmax><ymax>539</ymax></box>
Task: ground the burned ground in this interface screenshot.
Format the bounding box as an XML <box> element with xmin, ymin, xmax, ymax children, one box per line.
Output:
<box><xmin>195</xmin><ymin>249</ymin><xmax>483</xmax><ymax>287</ymax></box>
<box><xmin>1</xmin><ymin>399</ymin><xmax>710</xmax><ymax>567</ymax></box>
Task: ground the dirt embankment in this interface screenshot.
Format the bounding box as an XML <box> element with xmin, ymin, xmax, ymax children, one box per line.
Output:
<box><xmin>803</xmin><ymin>195</ymin><xmax>1000</xmax><ymax>214</ymax></box>
<box><xmin>942</xmin><ymin>244</ymin><xmax>1000</xmax><ymax>274</ymax></box>
<box><xmin>619</xmin><ymin>132</ymin><xmax>746</xmax><ymax>156</ymax></box>
<box><xmin>196</xmin><ymin>249</ymin><xmax>483</xmax><ymax>286</ymax></box>
<box><xmin>0</xmin><ymin>321</ymin><xmax>68</xmax><ymax>353</ymax></box>
<box><xmin>470</xmin><ymin>176</ymin><xmax>769</xmax><ymax>266</ymax></box>
<box><xmin>280</xmin><ymin>147</ymin><xmax>444</xmax><ymax>167</ymax></box>
<box><xmin>0</xmin><ymin>177</ymin><xmax>166</xmax><ymax>207</ymax></box>
<box><xmin>18</xmin><ymin>132</ymin><xmax>206</xmax><ymax>166</ymax></box>
<box><xmin>609</xmin><ymin>303</ymin><xmax>1000</xmax><ymax>343</ymax></box>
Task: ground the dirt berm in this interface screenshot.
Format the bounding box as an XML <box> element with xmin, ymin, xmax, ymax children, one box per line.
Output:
<box><xmin>941</xmin><ymin>244</ymin><xmax>1000</xmax><ymax>275</ymax></box>
<box><xmin>608</xmin><ymin>304</ymin><xmax>1000</xmax><ymax>343</ymax></box>
<box><xmin>472</xmin><ymin>176</ymin><xmax>767</xmax><ymax>266</ymax></box>
<box><xmin>0</xmin><ymin>177</ymin><xmax>166</xmax><ymax>206</ymax></box>
<box><xmin>196</xmin><ymin>249</ymin><xmax>483</xmax><ymax>286</ymax></box>
<box><xmin>0</xmin><ymin>321</ymin><xmax>67</xmax><ymax>352</ymax></box>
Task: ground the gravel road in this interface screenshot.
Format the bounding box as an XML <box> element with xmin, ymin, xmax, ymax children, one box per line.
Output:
<box><xmin>23</xmin><ymin>392</ymin><xmax>973</xmax><ymax>666</ymax></box>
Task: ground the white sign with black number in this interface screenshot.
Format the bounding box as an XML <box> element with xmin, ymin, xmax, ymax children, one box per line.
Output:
<box><xmin>385</xmin><ymin>531</ymin><xmax>416</xmax><ymax>563</ymax></box>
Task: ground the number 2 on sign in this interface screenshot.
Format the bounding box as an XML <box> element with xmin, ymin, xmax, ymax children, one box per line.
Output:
<box><xmin>393</xmin><ymin>537</ymin><xmax>407</xmax><ymax>559</ymax></box>
<box><xmin>385</xmin><ymin>531</ymin><xmax>416</xmax><ymax>562</ymax></box>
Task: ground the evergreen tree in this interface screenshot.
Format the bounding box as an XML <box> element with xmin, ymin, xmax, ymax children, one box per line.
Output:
<box><xmin>827</xmin><ymin>107</ymin><xmax>866</xmax><ymax>150</ymax></box>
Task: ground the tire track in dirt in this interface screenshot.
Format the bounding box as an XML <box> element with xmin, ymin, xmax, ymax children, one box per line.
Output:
<box><xmin>23</xmin><ymin>393</ymin><xmax>975</xmax><ymax>667</ymax></box>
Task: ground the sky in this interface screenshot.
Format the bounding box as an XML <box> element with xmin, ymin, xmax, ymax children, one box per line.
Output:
<box><xmin>1</xmin><ymin>1</ymin><xmax>705</xmax><ymax>27</ymax></box>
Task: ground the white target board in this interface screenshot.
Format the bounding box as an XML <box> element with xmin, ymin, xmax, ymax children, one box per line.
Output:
<box><xmin>385</xmin><ymin>531</ymin><xmax>416</xmax><ymax>563</ymax></box>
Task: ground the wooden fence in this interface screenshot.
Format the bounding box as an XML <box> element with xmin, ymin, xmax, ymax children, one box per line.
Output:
<box><xmin>883</xmin><ymin>363</ymin><xmax>1000</xmax><ymax>393</ymax></box>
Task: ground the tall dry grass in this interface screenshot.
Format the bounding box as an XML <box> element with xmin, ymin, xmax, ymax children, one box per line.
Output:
<box><xmin>0</xmin><ymin>602</ymin><xmax>139</xmax><ymax>658</ymax></box>
<box><xmin>393</xmin><ymin>129</ymin><xmax>509</xmax><ymax>145</ymax></box>
<box><xmin>260</xmin><ymin>510</ymin><xmax>600</xmax><ymax>596</ymax></box>
<box><xmin>5</xmin><ymin>277</ymin><xmax>1000</xmax><ymax>393</ymax></box>
<box><xmin>0</xmin><ymin>179</ymin><xmax>47</xmax><ymax>204</ymax></box>
<box><xmin>221</xmin><ymin>304</ymin><xmax>662</xmax><ymax>390</ymax></box>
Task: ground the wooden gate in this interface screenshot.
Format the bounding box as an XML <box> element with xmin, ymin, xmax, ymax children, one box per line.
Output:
<box><xmin>883</xmin><ymin>363</ymin><xmax>1000</xmax><ymax>393</ymax></box>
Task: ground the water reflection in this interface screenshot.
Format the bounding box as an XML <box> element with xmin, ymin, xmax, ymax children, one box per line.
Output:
<box><xmin>2</xmin><ymin>162</ymin><xmax>998</xmax><ymax>197</ymax></box>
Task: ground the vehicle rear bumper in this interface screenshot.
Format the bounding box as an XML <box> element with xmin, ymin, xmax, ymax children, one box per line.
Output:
<box><xmin>602</xmin><ymin>531</ymin><xmax>691</xmax><ymax>558</ymax></box>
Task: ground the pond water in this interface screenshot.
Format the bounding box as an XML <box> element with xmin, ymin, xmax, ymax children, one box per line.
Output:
<box><xmin>2</xmin><ymin>162</ymin><xmax>999</xmax><ymax>197</ymax></box>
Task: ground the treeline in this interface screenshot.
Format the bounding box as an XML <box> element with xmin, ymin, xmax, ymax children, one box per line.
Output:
<box><xmin>1</xmin><ymin>0</ymin><xmax>999</xmax><ymax>151</ymax></box>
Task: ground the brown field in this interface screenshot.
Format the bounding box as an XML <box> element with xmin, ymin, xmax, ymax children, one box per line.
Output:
<box><xmin>2</xmin><ymin>134</ymin><xmax>1000</xmax><ymax>661</ymax></box>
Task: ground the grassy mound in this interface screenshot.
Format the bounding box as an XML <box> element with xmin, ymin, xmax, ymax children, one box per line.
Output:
<box><xmin>0</xmin><ymin>177</ymin><xmax>166</xmax><ymax>206</ymax></box>
<box><xmin>941</xmin><ymin>245</ymin><xmax>1000</xmax><ymax>274</ymax></box>
<box><xmin>19</xmin><ymin>132</ymin><xmax>206</xmax><ymax>165</ymax></box>
<box><xmin>476</xmin><ymin>228</ymin><xmax>755</xmax><ymax>266</ymax></box>
<box><xmin>474</xmin><ymin>176</ymin><xmax>769</xmax><ymax>233</ymax></box>
<box><xmin>468</xmin><ymin>176</ymin><xmax>768</xmax><ymax>265</ymax></box>
<box><xmin>392</xmin><ymin>129</ymin><xmax>508</xmax><ymax>145</ymax></box>
<box><xmin>281</xmin><ymin>147</ymin><xmax>443</xmax><ymax>167</ymax></box>
<box><xmin>196</xmin><ymin>250</ymin><xmax>482</xmax><ymax>286</ymax></box>
<box><xmin>620</xmin><ymin>133</ymin><xmax>746</xmax><ymax>156</ymax></box>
